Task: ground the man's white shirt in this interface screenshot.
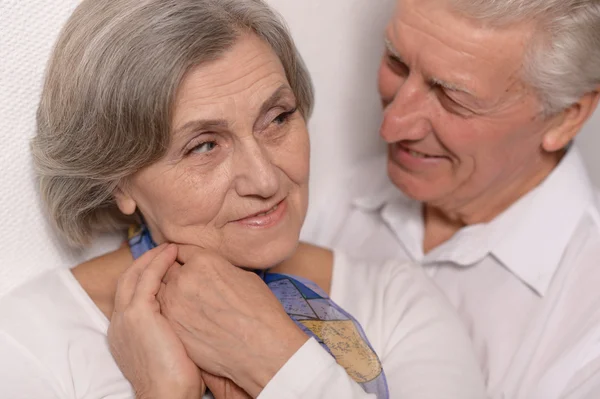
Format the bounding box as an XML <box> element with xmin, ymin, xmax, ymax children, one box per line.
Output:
<box><xmin>302</xmin><ymin>145</ymin><xmax>600</xmax><ymax>399</ymax></box>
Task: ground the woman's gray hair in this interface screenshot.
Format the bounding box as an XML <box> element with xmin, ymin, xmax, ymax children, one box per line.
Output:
<box><xmin>449</xmin><ymin>0</ymin><xmax>600</xmax><ymax>115</ymax></box>
<box><xmin>33</xmin><ymin>0</ymin><xmax>314</xmax><ymax>247</ymax></box>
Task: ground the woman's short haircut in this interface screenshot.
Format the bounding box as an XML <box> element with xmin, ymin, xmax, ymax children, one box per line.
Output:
<box><xmin>32</xmin><ymin>0</ymin><xmax>314</xmax><ymax>246</ymax></box>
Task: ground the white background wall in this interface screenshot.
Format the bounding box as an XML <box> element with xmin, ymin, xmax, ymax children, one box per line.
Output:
<box><xmin>576</xmin><ymin>115</ymin><xmax>600</xmax><ymax>186</ymax></box>
<box><xmin>0</xmin><ymin>0</ymin><xmax>599</xmax><ymax>296</ymax></box>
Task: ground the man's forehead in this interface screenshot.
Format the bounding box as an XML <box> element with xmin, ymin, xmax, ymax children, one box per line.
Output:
<box><xmin>387</xmin><ymin>2</ymin><xmax>534</xmax><ymax>100</ymax></box>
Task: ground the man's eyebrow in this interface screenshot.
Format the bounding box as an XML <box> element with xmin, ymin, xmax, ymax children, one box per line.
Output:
<box><xmin>385</xmin><ymin>38</ymin><xmax>475</xmax><ymax>97</ymax></box>
<box><xmin>429</xmin><ymin>77</ymin><xmax>475</xmax><ymax>97</ymax></box>
<box><xmin>384</xmin><ymin>38</ymin><xmax>407</xmax><ymax>64</ymax></box>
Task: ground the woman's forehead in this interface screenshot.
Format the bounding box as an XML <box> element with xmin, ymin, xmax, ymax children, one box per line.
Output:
<box><xmin>172</xmin><ymin>35</ymin><xmax>288</xmax><ymax>115</ymax></box>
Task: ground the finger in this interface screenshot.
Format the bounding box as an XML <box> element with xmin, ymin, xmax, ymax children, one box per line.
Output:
<box><xmin>133</xmin><ymin>244</ymin><xmax>178</xmax><ymax>303</ymax></box>
<box><xmin>114</xmin><ymin>243</ymin><xmax>169</xmax><ymax>311</ymax></box>
<box><xmin>175</xmin><ymin>244</ymin><xmax>204</xmax><ymax>264</ymax></box>
<box><xmin>176</xmin><ymin>245</ymin><xmax>234</xmax><ymax>273</ymax></box>
<box><xmin>202</xmin><ymin>371</ymin><xmax>251</xmax><ymax>399</ymax></box>
<box><xmin>162</xmin><ymin>260</ymin><xmax>182</xmax><ymax>285</ymax></box>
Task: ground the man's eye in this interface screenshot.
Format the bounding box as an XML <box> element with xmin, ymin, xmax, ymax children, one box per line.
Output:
<box><xmin>387</xmin><ymin>53</ymin><xmax>409</xmax><ymax>76</ymax></box>
<box><xmin>439</xmin><ymin>93</ymin><xmax>475</xmax><ymax>117</ymax></box>
<box><xmin>191</xmin><ymin>141</ymin><xmax>217</xmax><ymax>154</ymax></box>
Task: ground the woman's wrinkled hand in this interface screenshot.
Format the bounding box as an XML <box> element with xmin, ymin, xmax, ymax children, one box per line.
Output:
<box><xmin>201</xmin><ymin>371</ymin><xmax>251</xmax><ymax>399</ymax></box>
<box><xmin>157</xmin><ymin>245</ymin><xmax>309</xmax><ymax>398</ymax></box>
<box><xmin>108</xmin><ymin>243</ymin><xmax>204</xmax><ymax>399</ymax></box>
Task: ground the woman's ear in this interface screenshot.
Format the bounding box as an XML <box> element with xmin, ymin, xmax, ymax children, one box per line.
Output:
<box><xmin>114</xmin><ymin>185</ymin><xmax>137</xmax><ymax>215</ymax></box>
<box><xmin>543</xmin><ymin>89</ymin><xmax>600</xmax><ymax>152</ymax></box>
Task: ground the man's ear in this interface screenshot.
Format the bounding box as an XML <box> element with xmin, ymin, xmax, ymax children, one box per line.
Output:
<box><xmin>114</xmin><ymin>185</ymin><xmax>137</xmax><ymax>216</ymax></box>
<box><xmin>543</xmin><ymin>89</ymin><xmax>600</xmax><ymax>152</ymax></box>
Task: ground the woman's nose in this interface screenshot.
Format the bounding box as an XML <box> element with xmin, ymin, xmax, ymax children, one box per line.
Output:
<box><xmin>379</xmin><ymin>78</ymin><xmax>433</xmax><ymax>144</ymax></box>
<box><xmin>233</xmin><ymin>139</ymin><xmax>279</xmax><ymax>199</ymax></box>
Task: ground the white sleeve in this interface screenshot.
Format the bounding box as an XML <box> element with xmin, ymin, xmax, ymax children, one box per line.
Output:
<box><xmin>258</xmin><ymin>338</ymin><xmax>376</xmax><ymax>399</ymax></box>
<box><xmin>258</xmin><ymin>260</ymin><xmax>486</xmax><ymax>399</ymax></box>
<box><xmin>0</xmin><ymin>331</ymin><xmax>65</xmax><ymax>399</ymax></box>
<box><xmin>378</xmin><ymin>263</ymin><xmax>486</xmax><ymax>399</ymax></box>
<box><xmin>563</xmin><ymin>357</ymin><xmax>600</xmax><ymax>399</ymax></box>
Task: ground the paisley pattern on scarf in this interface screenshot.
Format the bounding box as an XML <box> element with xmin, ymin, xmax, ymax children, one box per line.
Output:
<box><xmin>128</xmin><ymin>224</ymin><xmax>389</xmax><ymax>398</ymax></box>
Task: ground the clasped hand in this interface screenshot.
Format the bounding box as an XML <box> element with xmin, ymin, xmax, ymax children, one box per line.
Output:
<box><xmin>108</xmin><ymin>243</ymin><xmax>308</xmax><ymax>399</ymax></box>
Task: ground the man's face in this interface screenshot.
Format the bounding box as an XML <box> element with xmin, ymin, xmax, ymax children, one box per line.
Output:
<box><xmin>379</xmin><ymin>0</ymin><xmax>562</xmax><ymax>215</ymax></box>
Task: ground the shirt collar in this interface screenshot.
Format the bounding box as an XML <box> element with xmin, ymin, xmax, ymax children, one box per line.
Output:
<box><xmin>350</xmin><ymin>147</ymin><xmax>598</xmax><ymax>296</ymax></box>
<box><xmin>489</xmin><ymin>146</ymin><xmax>597</xmax><ymax>295</ymax></box>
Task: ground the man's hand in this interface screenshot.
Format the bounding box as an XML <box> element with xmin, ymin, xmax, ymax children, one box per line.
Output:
<box><xmin>157</xmin><ymin>245</ymin><xmax>308</xmax><ymax>398</ymax></box>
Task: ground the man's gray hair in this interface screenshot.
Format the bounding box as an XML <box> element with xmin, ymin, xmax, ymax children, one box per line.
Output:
<box><xmin>32</xmin><ymin>0</ymin><xmax>314</xmax><ymax>247</ymax></box>
<box><xmin>450</xmin><ymin>0</ymin><xmax>600</xmax><ymax>115</ymax></box>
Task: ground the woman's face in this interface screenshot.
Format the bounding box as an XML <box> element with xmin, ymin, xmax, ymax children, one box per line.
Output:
<box><xmin>116</xmin><ymin>34</ymin><xmax>310</xmax><ymax>269</ymax></box>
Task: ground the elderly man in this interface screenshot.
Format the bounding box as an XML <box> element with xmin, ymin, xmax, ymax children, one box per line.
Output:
<box><xmin>303</xmin><ymin>0</ymin><xmax>600</xmax><ymax>398</ymax></box>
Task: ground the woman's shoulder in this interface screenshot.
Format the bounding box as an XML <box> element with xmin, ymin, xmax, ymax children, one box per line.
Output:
<box><xmin>0</xmin><ymin>268</ymin><xmax>82</xmax><ymax>319</ymax></box>
<box><xmin>273</xmin><ymin>243</ymin><xmax>334</xmax><ymax>294</ymax></box>
<box><xmin>0</xmin><ymin>267</ymin><xmax>108</xmax><ymax>338</ymax></box>
<box><xmin>0</xmin><ymin>267</ymin><xmax>130</xmax><ymax>398</ymax></box>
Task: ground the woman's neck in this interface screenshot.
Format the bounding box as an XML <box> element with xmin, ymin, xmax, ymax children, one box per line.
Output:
<box><xmin>71</xmin><ymin>245</ymin><xmax>133</xmax><ymax>319</ymax></box>
<box><xmin>71</xmin><ymin>242</ymin><xmax>334</xmax><ymax>319</ymax></box>
<box><xmin>271</xmin><ymin>243</ymin><xmax>334</xmax><ymax>295</ymax></box>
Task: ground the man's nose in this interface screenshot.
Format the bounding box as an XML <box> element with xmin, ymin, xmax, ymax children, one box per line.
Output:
<box><xmin>380</xmin><ymin>77</ymin><xmax>433</xmax><ymax>143</ymax></box>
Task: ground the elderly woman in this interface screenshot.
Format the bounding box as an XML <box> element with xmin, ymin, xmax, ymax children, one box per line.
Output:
<box><xmin>0</xmin><ymin>0</ymin><xmax>485</xmax><ymax>398</ymax></box>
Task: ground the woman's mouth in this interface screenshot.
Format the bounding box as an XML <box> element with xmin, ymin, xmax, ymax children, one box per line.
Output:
<box><xmin>253</xmin><ymin>204</ymin><xmax>279</xmax><ymax>217</ymax></box>
<box><xmin>234</xmin><ymin>199</ymin><xmax>288</xmax><ymax>228</ymax></box>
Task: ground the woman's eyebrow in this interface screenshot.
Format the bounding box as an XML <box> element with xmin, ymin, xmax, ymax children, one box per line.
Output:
<box><xmin>173</xmin><ymin>85</ymin><xmax>295</xmax><ymax>137</ymax></box>
<box><xmin>173</xmin><ymin>119</ymin><xmax>229</xmax><ymax>138</ymax></box>
<box><xmin>258</xmin><ymin>84</ymin><xmax>295</xmax><ymax>116</ymax></box>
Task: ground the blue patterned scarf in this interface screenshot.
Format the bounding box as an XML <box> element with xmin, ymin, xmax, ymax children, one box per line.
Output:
<box><xmin>128</xmin><ymin>224</ymin><xmax>389</xmax><ymax>398</ymax></box>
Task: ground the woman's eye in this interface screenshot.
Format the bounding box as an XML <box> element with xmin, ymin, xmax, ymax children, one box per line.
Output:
<box><xmin>273</xmin><ymin>108</ymin><xmax>297</xmax><ymax>125</ymax></box>
<box><xmin>191</xmin><ymin>141</ymin><xmax>217</xmax><ymax>154</ymax></box>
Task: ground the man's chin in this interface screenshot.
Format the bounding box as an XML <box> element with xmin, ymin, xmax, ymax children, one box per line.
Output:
<box><xmin>387</xmin><ymin>165</ymin><xmax>445</xmax><ymax>204</ymax></box>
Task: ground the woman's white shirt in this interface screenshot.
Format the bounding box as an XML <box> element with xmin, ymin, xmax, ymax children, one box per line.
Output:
<box><xmin>0</xmin><ymin>252</ymin><xmax>485</xmax><ymax>399</ymax></box>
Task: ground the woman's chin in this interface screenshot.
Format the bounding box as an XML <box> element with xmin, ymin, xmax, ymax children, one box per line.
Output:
<box><xmin>225</xmin><ymin>238</ymin><xmax>300</xmax><ymax>270</ymax></box>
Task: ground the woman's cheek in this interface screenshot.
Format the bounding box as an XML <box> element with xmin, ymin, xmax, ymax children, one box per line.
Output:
<box><xmin>157</xmin><ymin>171</ymin><xmax>229</xmax><ymax>241</ymax></box>
<box><xmin>287</xmin><ymin>130</ymin><xmax>310</xmax><ymax>185</ymax></box>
